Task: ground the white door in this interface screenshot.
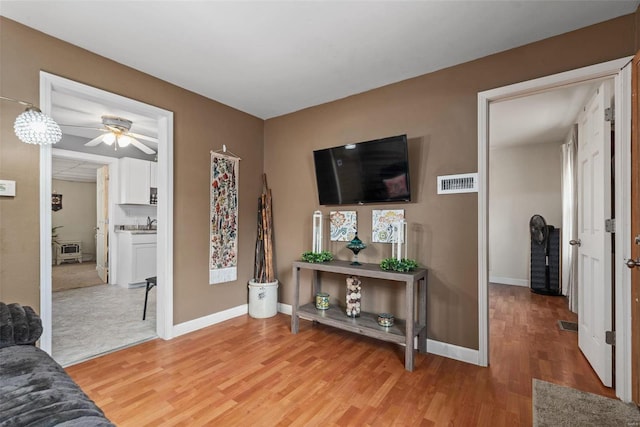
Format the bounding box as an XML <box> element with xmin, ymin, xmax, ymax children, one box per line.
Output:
<box><xmin>577</xmin><ymin>81</ymin><xmax>613</xmax><ymax>387</ymax></box>
<box><xmin>96</xmin><ymin>165</ymin><xmax>109</xmax><ymax>283</ymax></box>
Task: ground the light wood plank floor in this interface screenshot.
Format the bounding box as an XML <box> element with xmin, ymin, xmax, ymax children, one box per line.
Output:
<box><xmin>66</xmin><ymin>283</ymin><xmax>614</xmax><ymax>426</ymax></box>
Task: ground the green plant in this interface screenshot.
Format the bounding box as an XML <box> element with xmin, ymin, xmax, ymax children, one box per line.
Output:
<box><xmin>301</xmin><ymin>251</ymin><xmax>334</xmax><ymax>263</ymax></box>
<box><xmin>379</xmin><ymin>257</ymin><xmax>418</xmax><ymax>272</ymax></box>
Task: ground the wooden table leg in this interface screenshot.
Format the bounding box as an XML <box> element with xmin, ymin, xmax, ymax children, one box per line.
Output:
<box><xmin>418</xmin><ymin>275</ymin><xmax>427</xmax><ymax>353</ymax></box>
<box><xmin>291</xmin><ymin>266</ymin><xmax>300</xmax><ymax>334</ymax></box>
<box><xmin>405</xmin><ymin>278</ymin><xmax>415</xmax><ymax>372</ymax></box>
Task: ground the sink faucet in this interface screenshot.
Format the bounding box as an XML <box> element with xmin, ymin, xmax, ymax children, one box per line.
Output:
<box><xmin>146</xmin><ymin>217</ymin><xmax>157</xmax><ymax>230</ymax></box>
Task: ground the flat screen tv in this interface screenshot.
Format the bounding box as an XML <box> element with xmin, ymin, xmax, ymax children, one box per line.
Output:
<box><xmin>313</xmin><ymin>135</ymin><xmax>411</xmax><ymax>205</ymax></box>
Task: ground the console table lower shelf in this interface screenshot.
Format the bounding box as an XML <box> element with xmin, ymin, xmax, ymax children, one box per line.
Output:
<box><xmin>297</xmin><ymin>303</ymin><xmax>424</xmax><ymax>346</ymax></box>
<box><xmin>291</xmin><ymin>260</ymin><xmax>428</xmax><ymax>372</ymax></box>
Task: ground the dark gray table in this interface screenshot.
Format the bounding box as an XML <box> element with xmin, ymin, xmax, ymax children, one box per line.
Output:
<box><xmin>291</xmin><ymin>260</ymin><xmax>428</xmax><ymax>371</ymax></box>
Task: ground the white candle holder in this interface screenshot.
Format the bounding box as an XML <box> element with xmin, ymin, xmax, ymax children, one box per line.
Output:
<box><xmin>391</xmin><ymin>220</ymin><xmax>407</xmax><ymax>261</ymax></box>
<box><xmin>312</xmin><ymin>210</ymin><xmax>323</xmax><ymax>253</ymax></box>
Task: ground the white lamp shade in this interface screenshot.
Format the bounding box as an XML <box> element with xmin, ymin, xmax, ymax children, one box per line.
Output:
<box><xmin>13</xmin><ymin>107</ymin><xmax>62</xmax><ymax>145</ymax></box>
<box><xmin>102</xmin><ymin>133</ymin><xmax>116</xmax><ymax>145</ymax></box>
<box><xmin>118</xmin><ymin>134</ymin><xmax>133</xmax><ymax>147</ymax></box>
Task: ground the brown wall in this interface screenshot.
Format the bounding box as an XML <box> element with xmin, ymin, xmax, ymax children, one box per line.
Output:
<box><xmin>264</xmin><ymin>15</ymin><xmax>636</xmax><ymax>350</ymax></box>
<box><xmin>0</xmin><ymin>18</ymin><xmax>264</xmax><ymax>324</ymax></box>
<box><xmin>1</xmin><ymin>13</ymin><xmax>637</xmax><ymax>348</ymax></box>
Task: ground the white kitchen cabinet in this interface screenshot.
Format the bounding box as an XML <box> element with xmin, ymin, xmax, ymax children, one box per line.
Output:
<box><xmin>117</xmin><ymin>231</ymin><xmax>157</xmax><ymax>286</ymax></box>
<box><xmin>119</xmin><ymin>157</ymin><xmax>151</xmax><ymax>204</ymax></box>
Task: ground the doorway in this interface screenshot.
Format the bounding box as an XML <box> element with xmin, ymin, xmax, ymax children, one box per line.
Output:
<box><xmin>478</xmin><ymin>57</ymin><xmax>633</xmax><ymax>401</ymax></box>
<box><xmin>38</xmin><ymin>72</ymin><xmax>175</xmax><ymax>358</ymax></box>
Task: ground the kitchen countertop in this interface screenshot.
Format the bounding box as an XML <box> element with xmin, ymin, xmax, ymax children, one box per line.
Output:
<box><xmin>115</xmin><ymin>225</ymin><xmax>157</xmax><ymax>234</ymax></box>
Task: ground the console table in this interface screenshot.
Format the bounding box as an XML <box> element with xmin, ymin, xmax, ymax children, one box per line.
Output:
<box><xmin>291</xmin><ymin>260</ymin><xmax>428</xmax><ymax>371</ymax></box>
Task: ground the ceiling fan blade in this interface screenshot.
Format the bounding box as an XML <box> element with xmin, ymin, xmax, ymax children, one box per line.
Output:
<box><xmin>130</xmin><ymin>137</ymin><xmax>156</xmax><ymax>154</ymax></box>
<box><xmin>85</xmin><ymin>134</ymin><xmax>106</xmax><ymax>147</ymax></box>
<box><xmin>127</xmin><ymin>131</ymin><xmax>158</xmax><ymax>144</ymax></box>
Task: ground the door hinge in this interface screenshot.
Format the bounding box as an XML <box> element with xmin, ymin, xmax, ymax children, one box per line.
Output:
<box><xmin>605</xmin><ymin>330</ymin><xmax>615</xmax><ymax>346</ymax></box>
<box><xmin>605</xmin><ymin>218</ymin><xmax>615</xmax><ymax>233</ymax></box>
<box><xmin>605</xmin><ymin>107</ymin><xmax>614</xmax><ymax>122</ymax></box>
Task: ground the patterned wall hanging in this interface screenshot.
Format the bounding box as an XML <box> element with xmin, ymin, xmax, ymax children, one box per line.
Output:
<box><xmin>330</xmin><ymin>211</ymin><xmax>357</xmax><ymax>242</ymax></box>
<box><xmin>209</xmin><ymin>151</ymin><xmax>240</xmax><ymax>285</ymax></box>
<box><xmin>371</xmin><ymin>209</ymin><xmax>405</xmax><ymax>243</ymax></box>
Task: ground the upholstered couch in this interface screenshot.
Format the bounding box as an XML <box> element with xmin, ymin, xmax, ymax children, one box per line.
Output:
<box><xmin>0</xmin><ymin>302</ymin><xmax>114</xmax><ymax>426</ymax></box>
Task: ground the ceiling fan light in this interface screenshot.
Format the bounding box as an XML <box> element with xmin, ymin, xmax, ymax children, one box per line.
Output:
<box><xmin>118</xmin><ymin>135</ymin><xmax>133</xmax><ymax>147</ymax></box>
<box><xmin>13</xmin><ymin>107</ymin><xmax>62</xmax><ymax>145</ymax></box>
<box><xmin>103</xmin><ymin>133</ymin><xmax>116</xmax><ymax>145</ymax></box>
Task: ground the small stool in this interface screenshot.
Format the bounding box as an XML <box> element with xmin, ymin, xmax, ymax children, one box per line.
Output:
<box><xmin>143</xmin><ymin>276</ymin><xmax>157</xmax><ymax>320</ymax></box>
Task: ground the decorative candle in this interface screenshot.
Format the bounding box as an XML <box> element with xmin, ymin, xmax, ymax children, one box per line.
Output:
<box><xmin>312</xmin><ymin>210</ymin><xmax>323</xmax><ymax>253</ymax></box>
<box><xmin>392</xmin><ymin>220</ymin><xmax>406</xmax><ymax>261</ymax></box>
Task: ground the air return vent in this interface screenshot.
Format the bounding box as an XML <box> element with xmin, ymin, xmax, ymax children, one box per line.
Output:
<box><xmin>437</xmin><ymin>173</ymin><xmax>478</xmax><ymax>194</ymax></box>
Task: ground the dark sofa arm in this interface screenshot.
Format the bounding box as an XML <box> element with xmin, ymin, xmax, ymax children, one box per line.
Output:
<box><xmin>0</xmin><ymin>302</ymin><xmax>43</xmax><ymax>348</ymax></box>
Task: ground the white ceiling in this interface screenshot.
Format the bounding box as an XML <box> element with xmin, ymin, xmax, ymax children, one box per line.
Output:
<box><xmin>50</xmin><ymin>89</ymin><xmax>159</xmax><ymax>160</ymax></box>
<box><xmin>52</xmin><ymin>157</ymin><xmax>104</xmax><ymax>183</ymax></box>
<box><xmin>490</xmin><ymin>80</ymin><xmax>601</xmax><ymax>148</ymax></box>
<box><xmin>1</xmin><ymin>1</ymin><xmax>637</xmax><ymax>120</ymax></box>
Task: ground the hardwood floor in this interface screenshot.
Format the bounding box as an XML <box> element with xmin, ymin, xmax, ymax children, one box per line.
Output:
<box><xmin>66</xmin><ymin>283</ymin><xmax>614</xmax><ymax>426</ymax></box>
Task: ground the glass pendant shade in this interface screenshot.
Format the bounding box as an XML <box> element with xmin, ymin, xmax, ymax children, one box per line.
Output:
<box><xmin>102</xmin><ymin>133</ymin><xmax>116</xmax><ymax>145</ymax></box>
<box><xmin>13</xmin><ymin>107</ymin><xmax>62</xmax><ymax>145</ymax></box>
<box><xmin>118</xmin><ymin>134</ymin><xmax>133</xmax><ymax>147</ymax></box>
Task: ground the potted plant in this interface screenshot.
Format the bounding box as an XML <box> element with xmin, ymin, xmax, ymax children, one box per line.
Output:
<box><xmin>379</xmin><ymin>257</ymin><xmax>419</xmax><ymax>272</ymax></box>
<box><xmin>249</xmin><ymin>174</ymin><xmax>278</xmax><ymax>318</ymax></box>
<box><xmin>301</xmin><ymin>250</ymin><xmax>333</xmax><ymax>263</ymax></box>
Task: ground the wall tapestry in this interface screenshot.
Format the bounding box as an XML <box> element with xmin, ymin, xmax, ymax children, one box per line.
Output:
<box><xmin>330</xmin><ymin>211</ymin><xmax>357</xmax><ymax>242</ymax></box>
<box><xmin>209</xmin><ymin>151</ymin><xmax>239</xmax><ymax>285</ymax></box>
<box><xmin>52</xmin><ymin>194</ymin><xmax>63</xmax><ymax>212</ymax></box>
<box><xmin>371</xmin><ymin>209</ymin><xmax>405</xmax><ymax>243</ymax></box>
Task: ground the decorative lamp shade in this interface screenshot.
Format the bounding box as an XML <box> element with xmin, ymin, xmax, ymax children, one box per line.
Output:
<box><xmin>13</xmin><ymin>107</ymin><xmax>62</xmax><ymax>145</ymax></box>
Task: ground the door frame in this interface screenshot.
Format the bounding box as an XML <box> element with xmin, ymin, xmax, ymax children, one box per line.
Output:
<box><xmin>39</xmin><ymin>72</ymin><xmax>175</xmax><ymax>353</ymax></box>
<box><xmin>477</xmin><ymin>57</ymin><xmax>633</xmax><ymax>401</ymax></box>
<box><xmin>51</xmin><ymin>148</ymin><xmax>119</xmax><ymax>285</ymax></box>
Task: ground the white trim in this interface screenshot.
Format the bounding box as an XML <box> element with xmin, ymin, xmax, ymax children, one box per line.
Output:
<box><xmin>489</xmin><ymin>276</ymin><xmax>528</xmax><ymax>287</ymax></box>
<box><xmin>39</xmin><ymin>72</ymin><xmax>175</xmax><ymax>353</ymax></box>
<box><xmin>427</xmin><ymin>339</ymin><xmax>479</xmax><ymax>365</ymax></box>
<box><xmin>39</xmin><ymin>140</ymin><xmax>53</xmax><ymax>352</ymax></box>
<box><xmin>478</xmin><ymin>90</ymin><xmax>490</xmax><ymax>367</ymax></box>
<box><xmin>614</xmin><ymin>61</ymin><xmax>632</xmax><ymax>402</ymax></box>
<box><xmin>477</xmin><ymin>56</ymin><xmax>633</xmax><ymax>401</ymax></box>
<box><xmin>172</xmin><ymin>304</ymin><xmax>248</xmax><ymax>338</ymax></box>
<box><xmin>51</xmin><ymin>148</ymin><xmax>120</xmax><ymax>285</ymax></box>
<box><xmin>278</xmin><ymin>302</ymin><xmax>293</xmax><ymax>315</ymax></box>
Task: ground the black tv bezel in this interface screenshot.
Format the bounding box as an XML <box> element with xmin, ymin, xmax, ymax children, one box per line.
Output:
<box><xmin>312</xmin><ymin>134</ymin><xmax>411</xmax><ymax>206</ymax></box>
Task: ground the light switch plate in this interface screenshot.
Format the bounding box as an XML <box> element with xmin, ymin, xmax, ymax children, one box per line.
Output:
<box><xmin>0</xmin><ymin>180</ymin><xmax>16</xmax><ymax>196</ymax></box>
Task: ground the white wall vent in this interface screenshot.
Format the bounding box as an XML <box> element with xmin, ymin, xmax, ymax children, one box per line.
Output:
<box><xmin>437</xmin><ymin>173</ymin><xmax>478</xmax><ymax>194</ymax></box>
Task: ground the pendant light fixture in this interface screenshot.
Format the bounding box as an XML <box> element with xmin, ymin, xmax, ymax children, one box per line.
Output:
<box><xmin>1</xmin><ymin>95</ymin><xmax>62</xmax><ymax>145</ymax></box>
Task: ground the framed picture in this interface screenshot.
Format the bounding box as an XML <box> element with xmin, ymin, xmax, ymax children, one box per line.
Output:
<box><xmin>330</xmin><ymin>211</ymin><xmax>357</xmax><ymax>241</ymax></box>
<box><xmin>52</xmin><ymin>193</ymin><xmax>63</xmax><ymax>211</ymax></box>
<box><xmin>372</xmin><ymin>209</ymin><xmax>405</xmax><ymax>243</ymax></box>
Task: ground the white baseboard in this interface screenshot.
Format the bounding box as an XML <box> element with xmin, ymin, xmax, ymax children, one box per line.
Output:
<box><xmin>172</xmin><ymin>304</ymin><xmax>248</xmax><ymax>338</ymax></box>
<box><xmin>489</xmin><ymin>275</ymin><xmax>528</xmax><ymax>287</ymax></box>
<box><xmin>278</xmin><ymin>302</ymin><xmax>292</xmax><ymax>315</ymax></box>
<box><xmin>426</xmin><ymin>339</ymin><xmax>479</xmax><ymax>365</ymax></box>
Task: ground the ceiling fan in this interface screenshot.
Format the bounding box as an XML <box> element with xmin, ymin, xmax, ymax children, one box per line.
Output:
<box><xmin>62</xmin><ymin>115</ymin><xmax>157</xmax><ymax>154</ymax></box>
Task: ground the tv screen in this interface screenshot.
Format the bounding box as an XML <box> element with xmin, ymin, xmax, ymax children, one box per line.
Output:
<box><xmin>313</xmin><ymin>135</ymin><xmax>411</xmax><ymax>205</ymax></box>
